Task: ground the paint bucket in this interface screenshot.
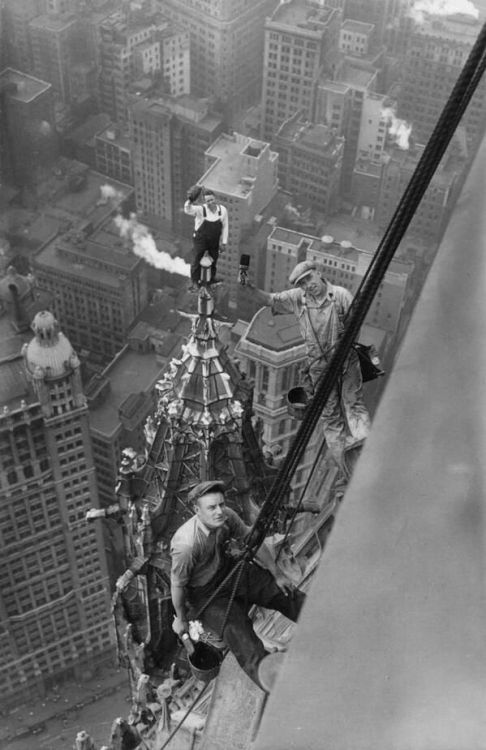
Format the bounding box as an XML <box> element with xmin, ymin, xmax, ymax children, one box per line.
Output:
<box><xmin>287</xmin><ymin>386</ymin><xmax>308</xmax><ymax>420</ymax></box>
<box><xmin>182</xmin><ymin>635</ymin><xmax>222</xmax><ymax>684</ymax></box>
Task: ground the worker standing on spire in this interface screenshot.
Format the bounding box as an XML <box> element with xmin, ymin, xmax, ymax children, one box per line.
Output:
<box><xmin>170</xmin><ymin>480</ymin><xmax>305</xmax><ymax>691</ymax></box>
<box><xmin>242</xmin><ymin>260</ymin><xmax>370</xmax><ymax>482</ymax></box>
<box><xmin>184</xmin><ymin>186</ymin><xmax>228</xmax><ymax>290</ymax></box>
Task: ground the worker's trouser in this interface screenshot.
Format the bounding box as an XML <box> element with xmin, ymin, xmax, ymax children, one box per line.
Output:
<box><xmin>191</xmin><ymin>218</ymin><xmax>221</xmax><ymax>283</ymax></box>
<box><xmin>308</xmin><ymin>350</ymin><xmax>370</xmax><ymax>481</ymax></box>
<box><xmin>188</xmin><ymin>561</ymin><xmax>305</xmax><ymax>689</ymax></box>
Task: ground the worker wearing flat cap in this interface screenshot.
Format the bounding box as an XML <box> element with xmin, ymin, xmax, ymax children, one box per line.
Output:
<box><xmin>243</xmin><ymin>260</ymin><xmax>370</xmax><ymax>481</ymax></box>
<box><xmin>170</xmin><ymin>480</ymin><xmax>305</xmax><ymax>690</ymax></box>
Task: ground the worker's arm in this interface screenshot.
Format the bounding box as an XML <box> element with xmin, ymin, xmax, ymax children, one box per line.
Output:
<box><xmin>184</xmin><ymin>200</ymin><xmax>202</xmax><ymax>217</ymax></box>
<box><xmin>242</xmin><ymin>282</ymin><xmax>273</xmax><ymax>307</ymax></box>
<box><xmin>220</xmin><ymin>206</ymin><xmax>229</xmax><ymax>246</ymax></box>
<box><xmin>171</xmin><ymin>582</ymin><xmax>190</xmax><ymax>636</ymax></box>
<box><xmin>184</xmin><ymin>184</ymin><xmax>203</xmax><ymax>216</ymax></box>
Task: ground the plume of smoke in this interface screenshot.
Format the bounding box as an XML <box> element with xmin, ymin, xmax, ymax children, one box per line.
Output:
<box><xmin>409</xmin><ymin>0</ymin><xmax>479</xmax><ymax>23</ymax></box>
<box><xmin>114</xmin><ymin>213</ymin><xmax>190</xmax><ymax>276</ymax></box>
<box><xmin>382</xmin><ymin>107</ymin><xmax>413</xmax><ymax>150</ymax></box>
<box><xmin>100</xmin><ymin>184</ymin><xmax>125</xmax><ymax>202</ymax></box>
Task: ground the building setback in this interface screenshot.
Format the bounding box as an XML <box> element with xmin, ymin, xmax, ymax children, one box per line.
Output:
<box><xmin>261</xmin><ymin>0</ymin><xmax>342</xmax><ymax>141</ymax></box>
<box><xmin>0</xmin><ymin>304</ymin><xmax>112</xmax><ymax>707</ymax></box>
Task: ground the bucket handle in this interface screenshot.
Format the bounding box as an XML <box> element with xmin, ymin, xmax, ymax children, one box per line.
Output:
<box><xmin>181</xmin><ymin>632</ymin><xmax>195</xmax><ymax>656</ymax></box>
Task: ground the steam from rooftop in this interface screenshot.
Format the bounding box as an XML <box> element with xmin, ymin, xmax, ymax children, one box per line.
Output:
<box><xmin>99</xmin><ymin>185</ymin><xmax>190</xmax><ymax>276</ymax></box>
<box><xmin>382</xmin><ymin>107</ymin><xmax>413</xmax><ymax>150</ymax></box>
<box><xmin>114</xmin><ymin>213</ymin><xmax>190</xmax><ymax>276</ymax></box>
<box><xmin>409</xmin><ymin>0</ymin><xmax>479</xmax><ymax>23</ymax></box>
<box><xmin>100</xmin><ymin>184</ymin><xmax>124</xmax><ymax>202</ymax></box>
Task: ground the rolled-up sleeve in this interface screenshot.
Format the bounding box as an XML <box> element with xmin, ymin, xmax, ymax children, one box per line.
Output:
<box><xmin>170</xmin><ymin>543</ymin><xmax>194</xmax><ymax>587</ymax></box>
<box><xmin>271</xmin><ymin>288</ymin><xmax>302</xmax><ymax>316</ymax></box>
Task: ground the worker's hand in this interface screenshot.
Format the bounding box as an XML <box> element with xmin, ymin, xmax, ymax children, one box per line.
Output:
<box><xmin>172</xmin><ymin>615</ymin><xmax>190</xmax><ymax>637</ymax></box>
<box><xmin>274</xmin><ymin>572</ymin><xmax>295</xmax><ymax>596</ymax></box>
<box><xmin>186</xmin><ymin>185</ymin><xmax>202</xmax><ymax>203</ymax></box>
<box><xmin>219</xmin><ymin>243</ymin><xmax>226</xmax><ymax>255</ymax></box>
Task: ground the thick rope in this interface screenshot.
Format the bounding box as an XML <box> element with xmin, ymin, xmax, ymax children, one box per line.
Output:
<box><xmin>244</xmin><ymin>21</ymin><xmax>486</xmax><ymax>557</ymax></box>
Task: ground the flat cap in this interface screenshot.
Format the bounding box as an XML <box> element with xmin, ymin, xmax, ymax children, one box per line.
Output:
<box><xmin>289</xmin><ymin>260</ymin><xmax>317</xmax><ymax>286</ymax></box>
<box><xmin>188</xmin><ymin>480</ymin><xmax>225</xmax><ymax>504</ymax></box>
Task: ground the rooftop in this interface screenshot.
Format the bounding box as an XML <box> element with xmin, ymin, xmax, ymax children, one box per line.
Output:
<box><xmin>88</xmin><ymin>346</ymin><xmax>166</xmax><ymax>436</ymax></box>
<box><xmin>0</xmin><ymin>355</ymin><xmax>32</xmax><ymax>410</ymax></box>
<box><xmin>271</xmin><ymin>0</ymin><xmax>335</xmax><ymax>32</ymax></box>
<box><xmin>68</xmin><ymin>113</ymin><xmax>112</xmax><ymax>147</ymax></box>
<box><xmin>201</xmin><ymin>133</ymin><xmax>273</xmax><ymax>197</ymax></box>
<box><xmin>270</xmin><ymin>226</ymin><xmax>321</xmax><ymax>250</ymax></box>
<box><xmin>277</xmin><ymin>118</ymin><xmax>343</xmax><ymax>154</ymax></box>
<box><xmin>415</xmin><ymin>14</ymin><xmax>479</xmax><ymax>43</ymax></box>
<box><xmin>29</xmin><ymin>13</ymin><xmax>77</xmax><ymax>31</ymax></box>
<box><xmin>96</xmin><ymin>126</ymin><xmax>131</xmax><ymax>150</ymax></box>
<box><xmin>0</xmin><ymin>68</ymin><xmax>51</xmax><ymax>104</ymax></box>
<box><xmin>341</xmin><ymin>62</ymin><xmax>377</xmax><ymax>89</ymax></box>
<box><xmin>342</xmin><ymin>20</ymin><xmax>374</xmax><ymax>34</ymax></box>
<box><xmin>245</xmin><ymin>307</ymin><xmax>303</xmax><ymax>352</ymax></box>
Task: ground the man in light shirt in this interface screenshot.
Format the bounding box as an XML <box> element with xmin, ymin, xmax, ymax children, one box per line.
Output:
<box><xmin>184</xmin><ymin>186</ymin><xmax>228</xmax><ymax>289</ymax></box>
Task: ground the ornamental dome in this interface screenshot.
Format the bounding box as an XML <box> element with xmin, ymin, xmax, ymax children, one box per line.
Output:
<box><xmin>24</xmin><ymin>311</ymin><xmax>76</xmax><ymax>378</ymax></box>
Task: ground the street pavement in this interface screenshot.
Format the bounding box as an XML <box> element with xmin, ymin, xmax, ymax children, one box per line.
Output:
<box><xmin>1</xmin><ymin>664</ymin><xmax>130</xmax><ymax>750</ymax></box>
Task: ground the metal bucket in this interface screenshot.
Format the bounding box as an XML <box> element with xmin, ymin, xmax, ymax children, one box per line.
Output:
<box><xmin>187</xmin><ymin>640</ymin><xmax>222</xmax><ymax>684</ymax></box>
<box><xmin>287</xmin><ymin>386</ymin><xmax>308</xmax><ymax>420</ymax></box>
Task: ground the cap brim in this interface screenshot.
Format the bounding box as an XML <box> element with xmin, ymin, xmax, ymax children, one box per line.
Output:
<box><xmin>293</xmin><ymin>270</ymin><xmax>313</xmax><ymax>285</ymax></box>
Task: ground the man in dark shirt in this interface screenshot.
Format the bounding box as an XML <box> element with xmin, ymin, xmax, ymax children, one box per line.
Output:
<box><xmin>170</xmin><ymin>480</ymin><xmax>305</xmax><ymax>690</ymax></box>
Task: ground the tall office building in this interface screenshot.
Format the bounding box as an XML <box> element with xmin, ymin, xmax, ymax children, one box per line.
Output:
<box><xmin>1</xmin><ymin>0</ymin><xmax>46</xmax><ymax>73</ymax></box>
<box><xmin>398</xmin><ymin>13</ymin><xmax>486</xmax><ymax>150</ymax></box>
<box><xmin>274</xmin><ymin>112</ymin><xmax>344</xmax><ymax>214</ymax></box>
<box><xmin>318</xmin><ymin>59</ymin><xmax>378</xmax><ymax>195</ymax></box>
<box><xmin>0</xmin><ymin>68</ymin><xmax>57</xmax><ymax>188</ymax></box>
<box><xmin>29</xmin><ymin>12</ymin><xmax>83</xmax><ymax>104</ymax></box>
<box><xmin>162</xmin><ymin>0</ymin><xmax>277</xmax><ymax>120</ymax></box>
<box><xmin>95</xmin><ymin>124</ymin><xmax>133</xmax><ymax>185</ymax></box>
<box><xmin>198</xmin><ymin>132</ymin><xmax>279</xmax><ymax>306</ymax></box>
<box><xmin>98</xmin><ymin>9</ymin><xmax>189</xmax><ymax>124</ymax></box>
<box><xmin>376</xmin><ymin>142</ymin><xmax>463</xmax><ymax>243</ymax></box>
<box><xmin>0</xmin><ymin>295</ymin><xmax>112</xmax><ymax>706</ymax></box>
<box><xmin>129</xmin><ymin>93</ymin><xmax>224</xmax><ymax>230</ymax></box>
<box><xmin>261</xmin><ymin>0</ymin><xmax>342</xmax><ymax>141</ymax></box>
<box><xmin>32</xmin><ymin>219</ymin><xmax>148</xmax><ymax>364</ymax></box>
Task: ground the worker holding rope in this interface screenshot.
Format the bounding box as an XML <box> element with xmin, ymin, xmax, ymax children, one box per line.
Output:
<box><xmin>170</xmin><ymin>480</ymin><xmax>305</xmax><ymax>691</ymax></box>
<box><xmin>244</xmin><ymin>260</ymin><xmax>370</xmax><ymax>482</ymax></box>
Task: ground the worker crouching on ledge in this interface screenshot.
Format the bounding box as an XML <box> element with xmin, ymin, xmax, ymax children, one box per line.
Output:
<box><xmin>170</xmin><ymin>480</ymin><xmax>305</xmax><ymax>691</ymax></box>
<box><xmin>242</xmin><ymin>260</ymin><xmax>371</xmax><ymax>482</ymax></box>
<box><xmin>184</xmin><ymin>185</ymin><xmax>228</xmax><ymax>289</ymax></box>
